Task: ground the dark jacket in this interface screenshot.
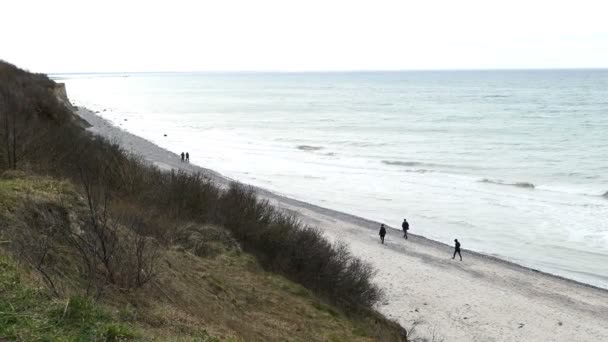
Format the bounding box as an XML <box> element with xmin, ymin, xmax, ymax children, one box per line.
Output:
<box><xmin>455</xmin><ymin>241</ymin><xmax>461</xmax><ymax>251</ymax></box>
<box><xmin>402</xmin><ymin>221</ymin><xmax>409</xmax><ymax>230</ymax></box>
<box><xmin>379</xmin><ymin>227</ymin><xmax>386</xmax><ymax>236</ymax></box>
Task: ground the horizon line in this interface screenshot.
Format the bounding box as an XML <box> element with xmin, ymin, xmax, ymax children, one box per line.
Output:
<box><xmin>48</xmin><ymin>67</ymin><xmax>608</xmax><ymax>75</ymax></box>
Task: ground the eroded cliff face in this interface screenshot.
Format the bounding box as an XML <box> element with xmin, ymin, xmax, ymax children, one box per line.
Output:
<box><xmin>53</xmin><ymin>83</ymin><xmax>73</xmax><ymax>109</ymax></box>
<box><xmin>53</xmin><ymin>83</ymin><xmax>91</xmax><ymax>128</ymax></box>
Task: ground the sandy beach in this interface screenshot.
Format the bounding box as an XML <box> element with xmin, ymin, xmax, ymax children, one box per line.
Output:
<box><xmin>76</xmin><ymin>107</ymin><xmax>608</xmax><ymax>342</ymax></box>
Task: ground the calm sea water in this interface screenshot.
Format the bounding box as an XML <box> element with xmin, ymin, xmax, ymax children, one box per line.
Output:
<box><xmin>56</xmin><ymin>70</ymin><xmax>608</xmax><ymax>288</ymax></box>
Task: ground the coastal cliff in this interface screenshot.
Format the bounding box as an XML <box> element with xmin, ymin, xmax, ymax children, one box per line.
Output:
<box><xmin>53</xmin><ymin>82</ymin><xmax>72</xmax><ymax>108</ymax></box>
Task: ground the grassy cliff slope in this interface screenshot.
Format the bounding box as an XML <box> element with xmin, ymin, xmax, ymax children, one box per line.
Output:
<box><xmin>0</xmin><ymin>174</ymin><xmax>404</xmax><ymax>341</ymax></box>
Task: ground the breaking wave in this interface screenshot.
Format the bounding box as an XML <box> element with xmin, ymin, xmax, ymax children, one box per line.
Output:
<box><xmin>383</xmin><ymin>160</ymin><xmax>424</xmax><ymax>167</ymax></box>
<box><xmin>403</xmin><ymin>169</ymin><xmax>433</xmax><ymax>173</ymax></box>
<box><xmin>381</xmin><ymin>160</ymin><xmax>468</xmax><ymax>171</ymax></box>
<box><xmin>297</xmin><ymin>145</ymin><xmax>324</xmax><ymax>151</ymax></box>
<box><xmin>480</xmin><ymin>179</ymin><xmax>535</xmax><ymax>189</ymax></box>
<box><xmin>382</xmin><ymin>160</ymin><xmax>447</xmax><ymax>168</ymax></box>
<box><xmin>482</xmin><ymin>94</ymin><xmax>510</xmax><ymax>98</ymax></box>
<box><xmin>603</xmin><ymin>191</ymin><xmax>608</xmax><ymax>198</ymax></box>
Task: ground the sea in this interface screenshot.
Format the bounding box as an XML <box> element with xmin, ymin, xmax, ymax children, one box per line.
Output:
<box><xmin>54</xmin><ymin>70</ymin><xmax>608</xmax><ymax>289</ymax></box>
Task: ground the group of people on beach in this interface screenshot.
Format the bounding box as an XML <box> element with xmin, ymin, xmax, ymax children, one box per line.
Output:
<box><xmin>379</xmin><ymin>219</ymin><xmax>462</xmax><ymax>261</ymax></box>
<box><xmin>180</xmin><ymin>152</ymin><xmax>190</xmax><ymax>163</ymax></box>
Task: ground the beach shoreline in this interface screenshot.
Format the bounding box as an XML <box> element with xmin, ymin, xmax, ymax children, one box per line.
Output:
<box><xmin>75</xmin><ymin>105</ymin><xmax>608</xmax><ymax>341</ymax></box>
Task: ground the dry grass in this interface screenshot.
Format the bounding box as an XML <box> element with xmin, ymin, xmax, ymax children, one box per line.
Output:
<box><xmin>120</xmin><ymin>247</ymin><xmax>381</xmax><ymax>341</ymax></box>
<box><xmin>0</xmin><ymin>175</ymin><xmax>406</xmax><ymax>341</ymax></box>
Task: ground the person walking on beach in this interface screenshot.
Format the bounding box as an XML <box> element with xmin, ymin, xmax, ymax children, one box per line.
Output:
<box><xmin>379</xmin><ymin>224</ymin><xmax>387</xmax><ymax>244</ymax></box>
<box><xmin>180</xmin><ymin>152</ymin><xmax>185</xmax><ymax>162</ymax></box>
<box><xmin>186</xmin><ymin>152</ymin><xmax>190</xmax><ymax>163</ymax></box>
<box><xmin>402</xmin><ymin>218</ymin><xmax>409</xmax><ymax>239</ymax></box>
<box><xmin>452</xmin><ymin>239</ymin><xmax>462</xmax><ymax>261</ymax></box>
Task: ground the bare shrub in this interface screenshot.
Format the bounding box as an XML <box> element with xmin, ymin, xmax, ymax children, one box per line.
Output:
<box><xmin>149</xmin><ymin>170</ymin><xmax>221</xmax><ymax>223</ymax></box>
<box><xmin>79</xmin><ymin>180</ymin><xmax>119</xmax><ymax>285</ymax></box>
<box><xmin>218</xmin><ymin>182</ymin><xmax>383</xmax><ymax>309</ymax></box>
<box><xmin>73</xmin><ymin>173</ymin><xmax>160</xmax><ymax>291</ymax></box>
<box><xmin>65</xmin><ymin>196</ymin><xmax>160</xmax><ymax>293</ymax></box>
<box><xmin>174</xmin><ymin>224</ymin><xmax>239</xmax><ymax>258</ymax></box>
<box><xmin>113</xmin><ymin>230</ymin><xmax>159</xmax><ymax>289</ymax></box>
<box><xmin>13</xmin><ymin>200</ymin><xmax>70</xmax><ymax>297</ymax></box>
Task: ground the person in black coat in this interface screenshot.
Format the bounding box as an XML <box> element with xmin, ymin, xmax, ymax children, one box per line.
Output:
<box><xmin>452</xmin><ymin>239</ymin><xmax>462</xmax><ymax>261</ymax></box>
<box><xmin>379</xmin><ymin>224</ymin><xmax>387</xmax><ymax>244</ymax></box>
<box><xmin>402</xmin><ymin>218</ymin><xmax>409</xmax><ymax>239</ymax></box>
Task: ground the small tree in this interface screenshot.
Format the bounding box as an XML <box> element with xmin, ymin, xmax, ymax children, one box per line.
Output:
<box><xmin>0</xmin><ymin>79</ymin><xmax>49</xmax><ymax>170</ymax></box>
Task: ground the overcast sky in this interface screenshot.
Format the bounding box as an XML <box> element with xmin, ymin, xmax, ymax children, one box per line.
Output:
<box><xmin>2</xmin><ymin>0</ymin><xmax>607</xmax><ymax>73</ymax></box>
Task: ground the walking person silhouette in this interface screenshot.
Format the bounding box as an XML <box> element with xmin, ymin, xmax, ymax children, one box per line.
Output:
<box><xmin>452</xmin><ymin>239</ymin><xmax>462</xmax><ymax>261</ymax></box>
<box><xmin>186</xmin><ymin>152</ymin><xmax>190</xmax><ymax>162</ymax></box>
<box><xmin>180</xmin><ymin>152</ymin><xmax>185</xmax><ymax>162</ymax></box>
<box><xmin>379</xmin><ymin>224</ymin><xmax>387</xmax><ymax>244</ymax></box>
<box><xmin>402</xmin><ymin>218</ymin><xmax>409</xmax><ymax>239</ymax></box>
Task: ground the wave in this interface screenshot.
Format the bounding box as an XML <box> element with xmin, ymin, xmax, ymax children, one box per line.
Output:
<box><xmin>603</xmin><ymin>191</ymin><xmax>608</xmax><ymax>198</ymax></box>
<box><xmin>382</xmin><ymin>160</ymin><xmax>457</xmax><ymax>169</ymax></box>
<box><xmin>482</xmin><ymin>94</ymin><xmax>510</xmax><ymax>98</ymax></box>
<box><xmin>480</xmin><ymin>179</ymin><xmax>535</xmax><ymax>189</ymax></box>
<box><xmin>297</xmin><ymin>145</ymin><xmax>324</xmax><ymax>151</ymax></box>
<box><xmin>381</xmin><ymin>160</ymin><xmax>442</xmax><ymax>173</ymax></box>
<box><xmin>382</xmin><ymin>160</ymin><xmax>429</xmax><ymax>167</ymax></box>
<box><xmin>403</xmin><ymin>169</ymin><xmax>433</xmax><ymax>173</ymax></box>
<box><xmin>347</xmin><ymin>141</ymin><xmax>389</xmax><ymax>147</ymax></box>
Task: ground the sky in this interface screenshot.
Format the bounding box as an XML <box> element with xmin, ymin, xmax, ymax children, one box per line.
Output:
<box><xmin>1</xmin><ymin>0</ymin><xmax>607</xmax><ymax>73</ymax></box>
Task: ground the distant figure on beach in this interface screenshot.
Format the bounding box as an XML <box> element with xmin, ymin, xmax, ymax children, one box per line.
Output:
<box><xmin>186</xmin><ymin>152</ymin><xmax>190</xmax><ymax>162</ymax></box>
<box><xmin>180</xmin><ymin>152</ymin><xmax>185</xmax><ymax>162</ymax></box>
<box><xmin>379</xmin><ymin>224</ymin><xmax>386</xmax><ymax>244</ymax></box>
<box><xmin>452</xmin><ymin>239</ymin><xmax>462</xmax><ymax>261</ymax></box>
<box><xmin>402</xmin><ymin>218</ymin><xmax>409</xmax><ymax>239</ymax></box>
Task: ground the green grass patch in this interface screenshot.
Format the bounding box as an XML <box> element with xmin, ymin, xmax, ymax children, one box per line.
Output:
<box><xmin>0</xmin><ymin>255</ymin><xmax>136</xmax><ymax>341</ymax></box>
<box><xmin>0</xmin><ymin>176</ymin><xmax>74</xmax><ymax>213</ymax></box>
<box><xmin>312</xmin><ymin>300</ymin><xmax>340</xmax><ymax>318</ymax></box>
<box><xmin>0</xmin><ymin>176</ymin><xmax>69</xmax><ymax>195</ymax></box>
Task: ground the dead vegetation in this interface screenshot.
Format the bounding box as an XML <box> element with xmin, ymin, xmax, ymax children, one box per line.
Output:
<box><xmin>0</xmin><ymin>174</ymin><xmax>406</xmax><ymax>341</ymax></box>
